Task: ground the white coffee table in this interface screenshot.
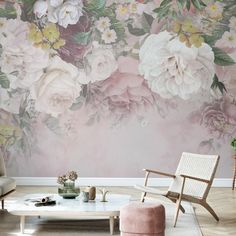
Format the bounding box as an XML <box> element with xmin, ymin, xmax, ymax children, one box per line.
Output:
<box><xmin>7</xmin><ymin>193</ymin><xmax>130</xmax><ymax>235</ymax></box>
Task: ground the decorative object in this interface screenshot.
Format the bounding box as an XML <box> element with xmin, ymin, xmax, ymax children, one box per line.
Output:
<box><xmin>23</xmin><ymin>195</ymin><xmax>56</xmax><ymax>207</ymax></box>
<box><xmin>81</xmin><ymin>191</ymin><xmax>89</xmax><ymax>202</ymax></box>
<box><xmin>99</xmin><ymin>188</ymin><xmax>109</xmax><ymax>202</ymax></box>
<box><xmin>85</xmin><ymin>186</ymin><xmax>96</xmax><ymax>200</ymax></box>
<box><xmin>120</xmin><ymin>202</ymin><xmax>165</xmax><ymax>236</ymax></box>
<box><xmin>57</xmin><ymin>171</ymin><xmax>80</xmax><ymax>199</ymax></box>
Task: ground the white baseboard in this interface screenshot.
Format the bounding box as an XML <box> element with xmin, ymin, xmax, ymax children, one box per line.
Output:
<box><xmin>13</xmin><ymin>177</ymin><xmax>233</xmax><ymax>187</ymax></box>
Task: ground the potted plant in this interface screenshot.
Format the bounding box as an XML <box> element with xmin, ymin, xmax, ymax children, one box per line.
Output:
<box><xmin>57</xmin><ymin>171</ymin><xmax>80</xmax><ymax>199</ymax></box>
<box><xmin>231</xmin><ymin>138</ymin><xmax>236</xmax><ymax>153</ymax></box>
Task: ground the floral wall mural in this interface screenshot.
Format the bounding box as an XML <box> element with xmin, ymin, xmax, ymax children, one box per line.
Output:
<box><xmin>0</xmin><ymin>0</ymin><xmax>235</xmax><ymax>177</ymax></box>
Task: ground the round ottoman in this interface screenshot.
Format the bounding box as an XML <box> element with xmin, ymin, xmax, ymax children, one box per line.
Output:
<box><xmin>120</xmin><ymin>202</ymin><xmax>165</xmax><ymax>236</ymax></box>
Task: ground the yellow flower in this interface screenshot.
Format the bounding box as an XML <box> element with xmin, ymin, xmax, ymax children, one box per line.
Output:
<box><xmin>0</xmin><ymin>125</ymin><xmax>21</xmax><ymax>146</ymax></box>
<box><xmin>53</xmin><ymin>38</ymin><xmax>66</xmax><ymax>49</ymax></box>
<box><xmin>179</xmin><ymin>33</ymin><xmax>188</xmax><ymax>43</ymax></box>
<box><xmin>173</xmin><ymin>21</ymin><xmax>181</xmax><ymax>33</ymax></box>
<box><xmin>41</xmin><ymin>41</ymin><xmax>51</xmax><ymax>49</ymax></box>
<box><xmin>28</xmin><ymin>24</ymin><xmax>43</xmax><ymax>44</ymax></box>
<box><xmin>189</xmin><ymin>34</ymin><xmax>204</xmax><ymax>48</ymax></box>
<box><xmin>118</xmin><ymin>5</ymin><xmax>129</xmax><ymax>15</ymax></box>
<box><xmin>42</xmin><ymin>23</ymin><xmax>60</xmax><ymax>43</ymax></box>
<box><xmin>29</xmin><ymin>23</ymin><xmax>64</xmax><ymax>49</ymax></box>
<box><xmin>182</xmin><ymin>20</ymin><xmax>198</xmax><ymax>34</ymax></box>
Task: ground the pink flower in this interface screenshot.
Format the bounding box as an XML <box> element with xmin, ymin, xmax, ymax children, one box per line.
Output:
<box><xmin>87</xmin><ymin>72</ymin><xmax>157</xmax><ymax>119</ymax></box>
<box><xmin>200</xmin><ymin>98</ymin><xmax>236</xmax><ymax>138</ymax></box>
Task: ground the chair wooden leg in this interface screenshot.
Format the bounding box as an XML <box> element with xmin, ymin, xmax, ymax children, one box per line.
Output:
<box><xmin>179</xmin><ymin>204</ymin><xmax>185</xmax><ymax>214</ymax></box>
<box><xmin>201</xmin><ymin>201</ymin><xmax>219</xmax><ymax>221</ymax></box>
<box><xmin>140</xmin><ymin>192</ymin><xmax>146</xmax><ymax>202</ymax></box>
<box><xmin>168</xmin><ymin>197</ymin><xmax>185</xmax><ymax>213</ymax></box>
<box><xmin>174</xmin><ymin>176</ymin><xmax>186</xmax><ymax>227</ymax></box>
<box><xmin>174</xmin><ymin>197</ymin><xmax>182</xmax><ymax>227</ymax></box>
<box><xmin>1</xmin><ymin>200</ymin><xmax>4</xmax><ymax>210</ymax></box>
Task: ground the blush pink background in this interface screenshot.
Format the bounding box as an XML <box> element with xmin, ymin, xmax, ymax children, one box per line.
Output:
<box><xmin>7</xmin><ymin>102</ymin><xmax>234</xmax><ymax>178</ymax></box>
<box><xmin>1</xmin><ymin>0</ymin><xmax>235</xmax><ymax>179</ymax></box>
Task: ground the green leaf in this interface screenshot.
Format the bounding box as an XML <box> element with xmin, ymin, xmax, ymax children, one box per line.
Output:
<box><xmin>160</xmin><ymin>0</ymin><xmax>172</xmax><ymax>7</ymax></box>
<box><xmin>153</xmin><ymin>7</ymin><xmax>162</xmax><ymax>14</ymax></box>
<box><xmin>16</xmin><ymin>136</ymin><xmax>31</xmax><ymax>157</ymax></box>
<box><xmin>177</xmin><ymin>0</ymin><xmax>183</xmax><ymax>11</ymax></box>
<box><xmin>153</xmin><ymin>3</ymin><xmax>171</xmax><ymax>22</ymax></box>
<box><xmin>70</xmin><ymin>96</ymin><xmax>85</xmax><ymax>111</ymax></box>
<box><xmin>212</xmin><ymin>47</ymin><xmax>236</xmax><ymax>66</ymax></box>
<box><xmin>157</xmin><ymin>8</ymin><xmax>170</xmax><ymax>21</ymax></box>
<box><xmin>198</xmin><ymin>0</ymin><xmax>206</xmax><ymax>7</ymax></box>
<box><xmin>84</xmin><ymin>0</ymin><xmax>106</xmax><ymax>12</ymax></box>
<box><xmin>19</xmin><ymin>0</ymin><xmax>37</xmax><ymax>21</ymax></box>
<box><xmin>143</xmin><ymin>12</ymin><xmax>154</xmax><ymax>27</ymax></box>
<box><xmin>73</xmin><ymin>31</ymin><xmax>91</xmax><ymax>45</ymax></box>
<box><xmin>0</xmin><ymin>72</ymin><xmax>10</xmax><ymax>89</ymax></box>
<box><xmin>44</xmin><ymin>116</ymin><xmax>62</xmax><ymax>135</ymax></box>
<box><xmin>202</xmin><ymin>35</ymin><xmax>216</xmax><ymax>47</ymax></box>
<box><xmin>112</xmin><ymin>22</ymin><xmax>125</xmax><ymax>40</ymax></box>
<box><xmin>186</xmin><ymin>0</ymin><xmax>191</xmax><ymax>10</ymax></box>
<box><xmin>211</xmin><ymin>74</ymin><xmax>227</xmax><ymax>94</ymax></box>
<box><xmin>99</xmin><ymin>7</ymin><xmax>115</xmax><ymax>19</ymax></box>
<box><xmin>191</xmin><ymin>0</ymin><xmax>203</xmax><ymax>10</ymax></box>
<box><xmin>177</xmin><ymin>0</ymin><xmax>186</xmax><ymax>7</ymax></box>
<box><xmin>0</xmin><ymin>5</ymin><xmax>16</xmax><ymax>19</ymax></box>
<box><xmin>127</xmin><ymin>24</ymin><xmax>146</xmax><ymax>36</ymax></box>
<box><xmin>141</xmin><ymin>12</ymin><xmax>154</xmax><ymax>33</ymax></box>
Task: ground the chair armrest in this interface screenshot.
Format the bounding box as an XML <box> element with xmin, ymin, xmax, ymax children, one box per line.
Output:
<box><xmin>143</xmin><ymin>169</ymin><xmax>176</xmax><ymax>178</ymax></box>
<box><xmin>180</xmin><ymin>174</ymin><xmax>210</xmax><ymax>184</ymax></box>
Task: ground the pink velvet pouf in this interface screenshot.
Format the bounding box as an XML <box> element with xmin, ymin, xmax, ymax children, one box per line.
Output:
<box><xmin>120</xmin><ymin>202</ymin><xmax>165</xmax><ymax>236</ymax></box>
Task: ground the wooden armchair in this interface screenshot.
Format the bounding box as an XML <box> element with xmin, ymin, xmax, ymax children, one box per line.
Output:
<box><xmin>0</xmin><ymin>152</ymin><xmax>16</xmax><ymax>210</ymax></box>
<box><xmin>135</xmin><ymin>152</ymin><xmax>220</xmax><ymax>227</ymax></box>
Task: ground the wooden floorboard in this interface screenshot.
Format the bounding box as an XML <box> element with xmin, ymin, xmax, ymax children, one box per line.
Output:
<box><xmin>1</xmin><ymin>186</ymin><xmax>236</xmax><ymax>236</ymax></box>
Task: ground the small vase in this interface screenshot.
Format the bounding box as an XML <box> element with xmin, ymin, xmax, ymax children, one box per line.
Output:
<box><xmin>58</xmin><ymin>181</ymin><xmax>80</xmax><ymax>199</ymax></box>
<box><xmin>85</xmin><ymin>186</ymin><xmax>96</xmax><ymax>200</ymax></box>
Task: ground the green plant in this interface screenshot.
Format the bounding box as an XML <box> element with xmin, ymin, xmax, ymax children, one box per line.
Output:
<box><xmin>231</xmin><ymin>138</ymin><xmax>236</xmax><ymax>151</ymax></box>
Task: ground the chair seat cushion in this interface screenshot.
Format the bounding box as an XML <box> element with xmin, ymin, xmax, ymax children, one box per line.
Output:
<box><xmin>0</xmin><ymin>177</ymin><xmax>16</xmax><ymax>196</ymax></box>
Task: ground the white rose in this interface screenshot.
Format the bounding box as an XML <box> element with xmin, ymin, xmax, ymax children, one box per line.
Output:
<box><xmin>0</xmin><ymin>88</ymin><xmax>22</xmax><ymax>114</ymax></box>
<box><xmin>0</xmin><ymin>45</ymin><xmax>49</xmax><ymax>90</ymax></box>
<box><xmin>139</xmin><ymin>31</ymin><xmax>215</xmax><ymax>100</ymax></box>
<box><xmin>0</xmin><ymin>19</ymin><xmax>49</xmax><ymax>90</ymax></box>
<box><xmin>49</xmin><ymin>0</ymin><xmax>63</xmax><ymax>8</ymax></box>
<box><xmin>31</xmin><ymin>56</ymin><xmax>82</xmax><ymax>117</ymax></box>
<box><xmin>33</xmin><ymin>0</ymin><xmax>48</xmax><ymax>18</ymax></box>
<box><xmin>81</xmin><ymin>47</ymin><xmax>118</xmax><ymax>83</ymax></box>
<box><xmin>48</xmin><ymin>0</ymin><xmax>83</xmax><ymax>28</ymax></box>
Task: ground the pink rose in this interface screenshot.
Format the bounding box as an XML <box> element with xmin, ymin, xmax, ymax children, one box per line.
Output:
<box><xmin>87</xmin><ymin>72</ymin><xmax>156</xmax><ymax>120</ymax></box>
<box><xmin>200</xmin><ymin>98</ymin><xmax>236</xmax><ymax>138</ymax></box>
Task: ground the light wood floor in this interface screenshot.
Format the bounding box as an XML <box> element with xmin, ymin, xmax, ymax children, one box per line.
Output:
<box><xmin>1</xmin><ymin>186</ymin><xmax>236</xmax><ymax>236</ymax></box>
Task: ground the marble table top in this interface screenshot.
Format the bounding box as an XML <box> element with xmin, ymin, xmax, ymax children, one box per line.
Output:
<box><xmin>7</xmin><ymin>193</ymin><xmax>131</xmax><ymax>216</ymax></box>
